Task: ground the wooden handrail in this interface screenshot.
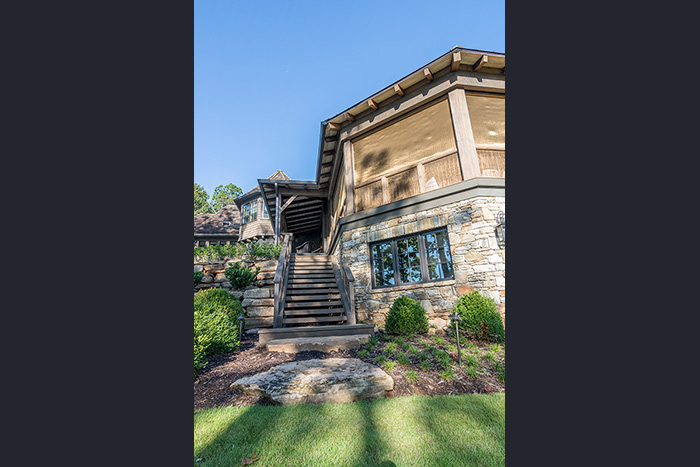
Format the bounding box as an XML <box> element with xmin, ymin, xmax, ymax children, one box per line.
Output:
<box><xmin>273</xmin><ymin>233</ymin><xmax>293</xmax><ymax>328</ymax></box>
<box><xmin>332</xmin><ymin>258</ymin><xmax>356</xmax><ymax>326</ymax></box>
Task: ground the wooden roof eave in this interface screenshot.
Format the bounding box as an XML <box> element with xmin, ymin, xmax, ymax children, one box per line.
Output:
<box><xmin>313</xmin><ymin>46</ymin><xmax>505</xmax><ymax>188</ymax></box>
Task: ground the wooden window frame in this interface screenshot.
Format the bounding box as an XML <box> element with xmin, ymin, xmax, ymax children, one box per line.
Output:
<box><xmin>369</xmin><ymin>227</ymin><xmax>454</xmax><ymax>289</ymax></box>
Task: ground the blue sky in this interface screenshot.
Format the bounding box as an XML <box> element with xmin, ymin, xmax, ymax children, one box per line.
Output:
<box><xmin>194</xmin><ymin>0</ymin><xmax>505</xmax><ymax>197</ymax></box>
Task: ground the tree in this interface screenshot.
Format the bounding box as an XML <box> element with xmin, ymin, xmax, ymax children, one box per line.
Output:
<box><xmin>194</xmin><ymin>183</ymin><xmax>213</xmax><ymax>215</ymax></box>
<box><xmin>211</xmin><ymin>183</ymin><xmax>243</xmax><ymax>211</ymax></box>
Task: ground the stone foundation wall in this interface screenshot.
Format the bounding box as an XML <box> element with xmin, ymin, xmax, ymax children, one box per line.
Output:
<box><xmin>334</xmin><ymin>195</ymin><xmax>505</xmax><ymax>329</ymax></box>
<box><xmin>194</xmin><ymin>257</ymin><xmax>278</xmax><ymax>330</ymax></box>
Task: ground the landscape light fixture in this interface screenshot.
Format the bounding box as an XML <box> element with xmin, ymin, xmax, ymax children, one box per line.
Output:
<box><xmin>449</xmin><ymin>312</ymin><xmax>462</xmax><ymax>367</ymax></box>
<box><xmin>495</xmin><ymin>211</ymin><xmax>505</xmax><ymax>249</ymax></box>
<box><xmin>237</xmin><ymin>314</ymin><xmax>245</xmax><ymax>339</ymax></box>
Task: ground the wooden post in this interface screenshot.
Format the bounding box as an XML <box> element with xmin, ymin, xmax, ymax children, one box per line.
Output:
<box><xmin>342</xmin><ymin>140</ymin><xmax>356</xmax><ymax>215</ymax></box>
<box><xmin>447</xmin><ymin>89</ymin><xmax>481</xmax><ymax>181</ymax></box>
<box><xmin>274</xmin><ymin>183</ymin><xmax>280</xmax><ymax>245</ymax></box>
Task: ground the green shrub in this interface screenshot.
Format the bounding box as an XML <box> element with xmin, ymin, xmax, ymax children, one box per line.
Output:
<box><xmin>374</xmin><ymin>355</ymin><xmax>388</xmax><ymax>365</ymax></box>
<box><xmin>194</xmin><ymin>242</ymin><xmax>282</xmax><ymax>262</ymax></box>
<box><xmin>194</xmin><ymin>270</ymin><xmax>204</xmax><ymax>287</ymax></box>
<box><xmin>384</xmin><ymin>342</ymin><xmax>398</xmax><ymax>354</ymax></box>
<box><xmin>194</xmin><ymin>304</ymin><xmax>239</xmax><ymax>356</ymax></box>
<box><xmin>451</xmin><ymin>291</ymin><xmax>505</xmax><ymax>342</ymax></box>
<box><xmin>383</xmin><ymin>361</ymin><xmax>397</xmax><ymax>371</ymax></box>
<box><xmin>193</xmin><ymin>288</ymin><xmax>243</xmax><ymax>321</ymax></box>
<box><xmin>404</xmin><ymin>370</ymin><xmax>418</xmax><ymax>384</ymax></box>
<box><xmin>224</xmin><ymin>262</ymin><xmax>261</xmax><ymax>289</ymax></box>
<box><xmin>193</xmin><ymin>288</ymin><xmax>243</xmax><ymax>373</ymax></box>
<box><xmin>384</xmin><ymin>296</ymin><xmax>429</xmax><ymax>336</ymax></box>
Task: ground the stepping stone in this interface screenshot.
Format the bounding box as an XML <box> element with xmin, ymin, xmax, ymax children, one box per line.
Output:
<box><xmin>265</xmin><ymin>334</ymin><xmax>371</xmax><ymax>353</ymax></box>
<box><xmin>230</xmin><ymin>358</ymin><xmax>394</xmax><ymax>405</ymax></box>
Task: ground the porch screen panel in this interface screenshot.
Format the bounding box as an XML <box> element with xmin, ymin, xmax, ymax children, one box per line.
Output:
<box><xmin>387</xmin><ymin>168</ymin><xmax>419</xmax><ymax>203</ymax></box>
<box><xmin>423</xmin><ymin>153</ymin><xmax>462</xmax><ymax>192</ymax></box>
<box><xmin>355</xmin><ymin>180</ymin><xmax>382</xmax><ymax>212</ymax></box>
<box><xmin>466</xmin><ymin>94</ymin><xmax>505</xmax><ymax>151</ymax></box>
<box><xmin>477</xmin><ymin>149</ymin><xmax>505</xmax><ymax>178</ymax></box>
<box><xmin>352</xmin><ymin>99</ymin><xmax>457</xmax><ymax>187</ymax></box>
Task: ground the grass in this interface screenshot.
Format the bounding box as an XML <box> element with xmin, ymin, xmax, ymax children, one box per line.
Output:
<box><xmin>194</xmin><ymin>393</ymin><xmax>505</xmax><ymax>467</ymax></box>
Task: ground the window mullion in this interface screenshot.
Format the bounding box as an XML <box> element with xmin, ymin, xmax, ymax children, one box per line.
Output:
<box><xmin>418</xmin><ymin>234</ymin><xmax>428</xmax><ymax>283</ymax></box>
<box><xmin>392</xmin><ymin>240</ymin><xmax>400</xmax><ymax>285</ymax></box>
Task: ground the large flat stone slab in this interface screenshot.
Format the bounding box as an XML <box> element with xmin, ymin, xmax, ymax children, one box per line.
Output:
<box><xmin>230</xmin><ymin>358</ymin><xmax>394</xmax><ymax>405</ymax></box>
<box><xmin>265</xmin><ymin>334</ymin><xmax>371</xmax><ymax>353</ymax></box>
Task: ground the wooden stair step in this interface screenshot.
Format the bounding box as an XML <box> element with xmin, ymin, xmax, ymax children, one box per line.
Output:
<box><xmin>285</xmin><ymin>300</ymin><xmax>343</xmax><ymax>308</ymax></box>
<box><xmin>287</xmin><ymin>288</ymin><xmax>339</xmax><ymax>294</ymax></box>
<box><xmin>286</xmin><ymin>282</ymin><xmax>337</xmax><ymax>288</ymax></box>
<box><xmin>284</xmin><ymin>308</ymin><xmax>346</xmax><ymax>316</ymax></box>
<box><xmin>288</xmin><ymin>274</ymin><xmax>336</xmax><ymax>279</ymax></box>
<box><xmin>287</xmin><ymin>294</ymin><xmax>341</xmax><ymax>301</ymax></box>
<box><xmin>283</xmin><ymin>315</ymin><xmax>347</xmax><ymax>325</ymax></box>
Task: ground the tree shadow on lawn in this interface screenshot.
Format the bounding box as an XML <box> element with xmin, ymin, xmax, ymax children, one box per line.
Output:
<box><xmin>418</xmin><ymin>394</ymin><xmax>505</xmax><ymax>466</ymax></box>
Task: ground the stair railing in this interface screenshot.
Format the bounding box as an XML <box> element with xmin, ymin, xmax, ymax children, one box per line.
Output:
<box><xmin>331</xmin><ymin>256</ymin><xmax>356</xmax><ymax>325</ymax></box>
<box><xmin>273</xmin><ymin>233</ymin><xmax>293</xmax><ymax>328</ymax></box>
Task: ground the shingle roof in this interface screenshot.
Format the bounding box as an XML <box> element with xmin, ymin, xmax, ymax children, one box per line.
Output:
<box><xmin>242</xmin><ymin>169</ymin><xmax>290</xmax><ymax>196</ymax></box>
<box><xmin>194</xmin><ymin>204</ymin><xmax>241</xmax><ymax>235</ymax></box>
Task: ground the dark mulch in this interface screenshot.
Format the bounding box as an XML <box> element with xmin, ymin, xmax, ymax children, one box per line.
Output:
<box><xmin>194</xmin><ymin>330</ymin><xmax>505</xmax><ymax>412</ymax></box>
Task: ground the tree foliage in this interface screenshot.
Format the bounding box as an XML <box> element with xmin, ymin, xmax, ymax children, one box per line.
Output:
<box><xmin>194</xmin><ymin>182</ymin><xmax>243</xmax><ymax>216</ymax></box>
<box><xmin>211</xmin><ymin>183</ymin><xmax>243</xmax><ymax>212</ymax></box>
<box><xmin>194</xmin><ymin>183</ymin><xmax>213</xmax><ymax>215</ymax></box>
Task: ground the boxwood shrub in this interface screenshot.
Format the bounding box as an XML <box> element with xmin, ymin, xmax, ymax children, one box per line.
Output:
<box><xmin>193</xmin><ymin>288</ymin><xmax>243</xmax><ymax>373</ymax></box>
<box><xmin>451</xmin><ymin>291</ymin><xmax>505</xmax><ymax>342</ymax></box>
<box><xmin>385</xmin><ymin>296</ymin><xmax>429</xmax><ymax>336</ymax></box>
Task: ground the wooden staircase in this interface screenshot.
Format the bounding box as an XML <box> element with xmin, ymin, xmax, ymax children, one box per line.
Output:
<box><xmin>284</xmin><ymin>253</ymin><xmax>346</xmax><ymax>326</ymax></box>
<box><xmin>260</xmin><ymin>233</ymin><xmax>373</xmax><ymax>345</ymax></box>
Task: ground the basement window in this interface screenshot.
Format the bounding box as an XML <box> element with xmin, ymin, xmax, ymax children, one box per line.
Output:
<box><xmin>370</xmin><ymin>227</ymin><xmax>454</xmax><ymax>288</ymax></box>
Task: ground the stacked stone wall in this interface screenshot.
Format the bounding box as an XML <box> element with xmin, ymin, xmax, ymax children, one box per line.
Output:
<box><xmin>194</xmin><ymin>257</ymin><xmax>277</xmax><ymax>330</ymax></box>
<box><xmin>335</xmin><ymin>195</ymin><xmax>505</xmax><ymax>330</ymax></box>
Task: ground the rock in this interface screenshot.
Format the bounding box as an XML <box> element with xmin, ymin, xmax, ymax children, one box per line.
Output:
<box><xmin>265</xmin><ymin>335</ymin><xmax>371</xmax><ymax>353</ymax></box>
<box><xmin>246</xmin><ymin>306</ymin><xmax>274</xmax><ymax>317</ymax></box>
<box><xmin>200</xmin><ymin>275</ymin><xmax>213</xmax><ymax>284</ymax></box>
<box><xmin>241</xmin><ymin>298</ymin><xmax>274</xmax><ymax>307</ymax></box>
<box><xmin>230</xmin><ymin>358</ymin><xmax>394</xmax><ymax>405</ymax></box>
<box><xmin>243</xmin><ymin>288</ymin><xmax>272</xmax><ymax>299</ymax></box>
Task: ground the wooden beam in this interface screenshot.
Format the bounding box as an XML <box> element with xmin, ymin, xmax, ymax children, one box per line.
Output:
<box><xmin>278</xmin><ymin>194</ymin><xmax>298</xmax><ymax>214</ymax></box>
<box><xmin>451</xmin><ymin>52</ymin><xmax>462</xmax><ymax>71</ymax></box>
<box><xmin>343</xmin><ymin>140</ymin><xmax>356</xmax><ymax>215</ymax></box>
<box><xmin>274</xmin><ymin>183</ymin><xmax>280</xmax><ymax>245</ymax></box>
<box><xmin>393</xmin><ymin>84</ymin><xmax>405</xmax><ymax>96</ymax></box>
<box><xmin>423</xmin><ymin>68</ymin><xmax>434</xmax><ymax>81</ymax></box>
<box><xmin>473</xmin><ymin>55</ymin><xmax>489</xmax><ymax>72</ymax></box>
<box><xmin>276</xmin><ymin>187</ymin><xmax>328</xmax><ymax>198</ymax></box>
<box><xmin>447</xmin><ymin>89</ymin><xmax>481</xmax><ymax>181</ymax></box>
<box><xmin>501</xmin><ymin>66</ymin><xmax>505</xmax><ymax>75</ymax></box>
<box><xmin>324</xmin><ymin>135</ymin><xmax>338</xmax><ymax>143</ymax></box>
<box><xmin>367</xmin><ymin>98</ymin><xmax>378</xmax><ymax>110</ymax></box>
<box><xmin>344</xmin><ymin>112</ymin><xmax>355</xmax><ymax>122</ymax></box>
<box><xmin>328</xmin><ymin>122</ymin><xmax>342</xmax><ymax>131</ymax></box>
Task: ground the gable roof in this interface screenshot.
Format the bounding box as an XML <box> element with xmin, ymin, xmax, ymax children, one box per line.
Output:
<box><xmin>194</xmin><ymin>204</ymin><xmax>241</xmax><ymax>235</ymax></box>
<box><xmin>236</xmin><ymin>169</ymin><xmax>291</xmax><ymax>204</ymax></box>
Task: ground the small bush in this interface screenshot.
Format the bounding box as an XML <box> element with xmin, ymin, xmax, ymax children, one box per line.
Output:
<box><xmin>405</xmin><ymin>370</ymin><xmax>418</xmax><ymax>384</ymax></box>
<box><xmin>224</xmin><ymin>262</ymin><xmax>261</xmax><ymax>289</ymax></box>
<box><xmin>194</xmin><ymin>270</ymin><xmax>204</xmax><ymax>287</ymax></box>
<box><xmin>193</xmin><ymin>288</ymin><xmax>243</xmax><ymax>374</ymax></box>
<box><xmin>420</xmin><ymin>360</ymin><xmax>431</xmax><ymax>371</ymax></box>
<box><xmin>384</xmin><ymin>342</ymin><xmax>398</xmax><ymax>354</ymax></box>
<box><xmin>374</xmin><ymin>355</ymin><xmax>388</xmax><ymax>365</ymax></box>
<box><xmin>384</xmin><ymin>296</ymin><xmax>429</xmax><ymax>336</ymax></box>
<box><xmin>194</xmin><ymin>304</ymin><xmax>239</xmax><ymax>357</ymax></box>
<box><xmin>358</xmin><ymin>349</ymin><xmax>369</xmax><ymax>358</ymax></box>
<box><xmin>194</xmin><ymin>288</ymin><xmax>243</xmax><ymax>321</ymax></box>
<box><xmin>452</xmin><ymin>291</ymin><xmax>505</xmax><ymax>342</ymax></box>
<box><xmin>383</xmin><ymin>361</ymin><xmax>397</xmax><ymax>371</ymax></box>
<box><xmin>439</xmin><ymin>369</ymin><xmax>455</xmax><ymax>381</ymax></box>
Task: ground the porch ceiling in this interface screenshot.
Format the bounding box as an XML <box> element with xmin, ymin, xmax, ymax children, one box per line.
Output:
<box><xmin>258</xmin><ymin>179</ymin><xmax>327</xmax><ymax>235</ymax></box>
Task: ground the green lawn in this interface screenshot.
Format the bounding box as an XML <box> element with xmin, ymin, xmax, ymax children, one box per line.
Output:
<box><xmin>194</xmin><ymin>393</ymin><xmax>504</xmax><ymax>467</ymax></box>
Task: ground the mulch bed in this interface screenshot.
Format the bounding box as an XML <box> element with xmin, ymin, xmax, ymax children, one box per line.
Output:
<box><xmin>194</xmin><ymin>330</ymin><xmax>505</xmax><ymax>412</ymax></box>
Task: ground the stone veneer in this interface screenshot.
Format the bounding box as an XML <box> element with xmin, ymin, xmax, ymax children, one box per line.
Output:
<box><xmin>194</xmin><ymin>257</ymin><xmax>278</xmax><ymax>330</ymax></box>
<box><xmin>333</xmin><ymin>195</ymin><xmax>505</xmax><ymax>329</ymax></box>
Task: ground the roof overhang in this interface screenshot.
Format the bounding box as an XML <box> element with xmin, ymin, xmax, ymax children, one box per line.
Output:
<box><xmin>258</xmin><ymin>179</ymin><xmax>328</xmax><ymax>235</ymax></box>
<box><xmin>314</xmin><ymin>46</ymin><xmax>505</xmax><ymax>190</ymax></box>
